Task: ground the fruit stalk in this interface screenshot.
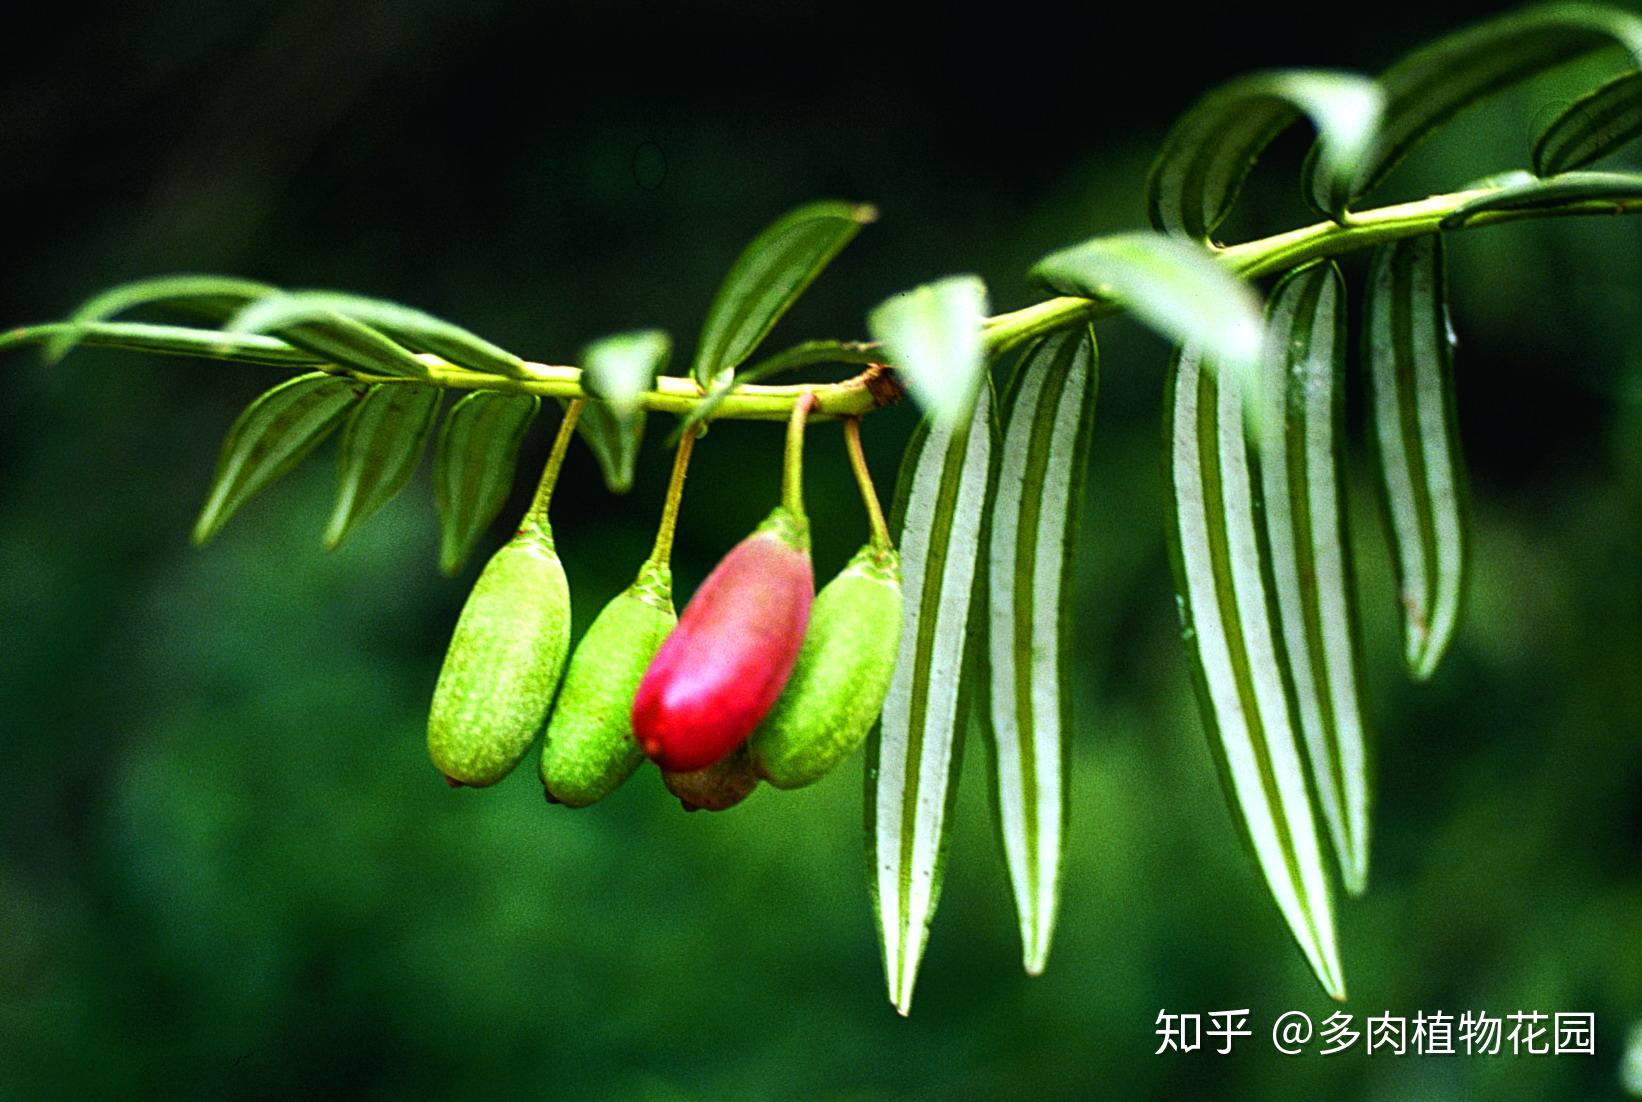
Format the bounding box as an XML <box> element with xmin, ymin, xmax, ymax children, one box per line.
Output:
<box><xmin>540</xmin><ymin>430</ymin><xmax>698</xmax><ymax>806</ymax></box>
<box><xmin>631</xmin><ymin>398</ymin><xmax>817</xmax><ymax>772</ymax></box>
<box><xmin>843</xmin><ymin>416</ymin><xmax>891</xmax><ymax>550</ymax></box>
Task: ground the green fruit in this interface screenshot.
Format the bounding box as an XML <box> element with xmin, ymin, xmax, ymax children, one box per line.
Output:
<box><xmin>427</xmin><ymin>518</ymin><xmax>571</xmax><ymax>786</ymax></box>
<box><xmin>749</xmin><ymin>542</ymin><xmax>903</xmax><ymax>789</ymax></box>
<box><xmin>662</xmin><ymin>746</ymin><xmax>760</xmax><ymax>812</ymax></box>
<box><xmin>541</xmin><ymin>560</ymin><xmax>677</xmax><ymax>807</ymax></box>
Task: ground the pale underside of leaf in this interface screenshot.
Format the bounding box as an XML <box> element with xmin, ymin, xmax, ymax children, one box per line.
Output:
<box><xmin>1147</xmin><ymin>69</ymin><xmax>1383</xmax><ymax>239</ymax></box>
<box><xmin>1365</xmin><ymin>236</ymin><xmax>1467</xmax><ymax>680</ymax></box>
<box><xmin>576</xmin><ymin>330</ymin><xmax>670</xmax><ymax>493</ymax></box>
<box><xmin>1030</xmin><ymin>234</ymin><xmax>1264</xmax><ymax>390</ymax></box>
<box><xmin>325</xmin><ymin>384</ymin><xmax>443</xmax><ymax>549</ymax></box>
<box><xmin>1533</xmin><ymin>70</ymin><xmax>1642</xmax><ymax>175</ymax></box>
<box><xmin>1304</xmin><ymin>1</ymin><xmax>1642</xmax><ymax>215</ymax></box>
<box><xmin>690</xmin><ymin>200</ymin><xmax>876</xmax><ymax>387</ymax></box>
<box><xmin>867</xmin><ymin>275</ymin><xmax>989</xmax><ymax>428</ymax></box>
<box><xmin>193</xmin><ymin>372</ymin><xmax>365</xmax><ymax>544</ymax></box>
<box><xmin>1167</xmin><ymin>345</ymin><xmax>1344</xmax><ymax>1000</ymax></box>
<box><xmin>986</xmin><ymin>327</ymin><xmax>1097</xmax><ymax>975</ymax></box>
<box><xmin>1257</xmin><ymin>262</ymin><xmax>1372</xmax><ymax>895</ymax></box>
<box><xmin>870</xmin><ymin>382</ymin><xmax>995</xmax><ymax>1017</ymax></box>
<box><xmin>434</xmin><ymin>391</ymin><xmax>541</xmax><ymax>575</ymax></box>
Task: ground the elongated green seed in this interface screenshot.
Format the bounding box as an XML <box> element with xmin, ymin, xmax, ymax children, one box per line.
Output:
<box><xmin>749</xmin><ymin>542</ymin><xmax>903</xmax><ymax>789</ymax></box>
<box><xmin>662</xmin><ymin>746</ymin><xmax>760</xmax><ymax>811</ymax></box>
<box><xmin>541</xmin><ymin>561</ymin><xmax>677</xmax><ymax>807</ymax></box>
<box><xmin>427</xmin><ymin>519</ymin><xmax>571</xmax><ymax>786</ymax></box>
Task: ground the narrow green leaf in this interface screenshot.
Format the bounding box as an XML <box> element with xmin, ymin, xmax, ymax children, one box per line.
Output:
<box><xmin>231</xmin><ymin>291</ymin><xmax>527</xmax><ymax>377</ymax></box>
<box><xmin>1534</xmin><ymin>70</ymin><xmax>1642</xmax><ymax>174</ymax></box>
<box><xmin>867</xmin><ymin>274</ymin><xmax>989</xmax><ymax>427</ymax></box>
<box><xmin>225</xmin><ymin>298</ymin><xmax>431</xmax><ymax>380</ymax></box>
<box><xmin>434</xmin><ymin>391</ymin><xmax>541</xmax><ymax>575</ymax></box>
<box><xmin>324</xmin><ymin>384</ymin><xmax>443</xmax><ymax>549</ymax></box>
<box><xmin>573</xmin><ymin>329</ymin><xmax>669</xmax><ymax>493</ymax></box>
<box><xmin>1165</xmin><ymin>343</ymin><xmax>1345</xmax><ymax>1000</ymax></box>
<box><xmin>690</xmin><ymin>200</ymin><xmax>877</xmax><ymax>387</ymax></box>
<box><xmin>193</xmin><ymin>372</ymin><xmax>365</xmax><ymax>544</ymax></box>
<box><xmin>1</xmin><ymin>321</ymin><xmax>323</xmax><ymax>365</ymax></box>
<box><xmin>1031</xmin><ymin>233</ymin><xmax>1264</xmax><ymax>383</ymax></box>
<box><xmin>45</xmin><ymin>273</ymin><xmax>277</xmax><ymax>363</ymax></box>
<box><xmin>1256</xmin><ymin>262</ymin><xmax>1372</xmax><ymax>895</ymax></box>
<box><xmin>1303</xmin><ymin>1</ymin><xmax>1642</xmax><ymax>215</ymax></box>
<box><xmin>1148</xmin><ymin>70</ymin><xmax>1383</xmax><ymax>239</ymax></box>
<box><xmin>1438</xmin><ymin>169</ymin><xmax>1642</xmax><ymax>228</ymax></box>
<box><xmin>983</xmin><ymin>326</ymin><xmax>1098</xmax><ymax>975</ymax></box>
<box><xmin>868</xmin><ymin>380</ymin><xmax>996</xmax><ymax>1017</ymax></box>
<box><xmin>1364</xmin><ymin>236</ymin><xmax>1468</xmax><ymax>680</ymax></box>
<box><xmin>572</xmin><ymin>400</ymin><xmax>646</xmax><ymax>496</ymax></box>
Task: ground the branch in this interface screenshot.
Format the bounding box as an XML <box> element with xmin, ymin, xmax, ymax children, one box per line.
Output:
<box><xmin>7</xmin><ymin>183</ymin><xmax>1639</xmax><ymax>422</ymax></box>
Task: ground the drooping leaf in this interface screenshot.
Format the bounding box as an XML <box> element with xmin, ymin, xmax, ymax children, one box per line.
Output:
<box><xmin>1534</xmin><ymin>70</ymin><xmax>1642</xmax><ymax>174</ymax></box>
<box><xmin>573</xmin><ymin>329</ymin><xmax>669</xmax><ymax>493</ymax></box>
<box><xmin>323</xmin><ymin>384</ymin><xmax>443</xmax><ymax>549</ymax></box>
<box><xmin>1165</xmin><ymin>343</ymin><xmax>1345</xmax><ymax>1000</ymax></box>
<box><xmin>1</xmin><ymin>321</ymin><xmax>323</xmax><ymax>365</ymax></box>
<box><xmin>225</xmin><ymin>299</ymin><xmax>431</xmax><ymax>380</ymax></box>
<box><xmin>867</xmin><ymin>275</ymin><xmax>989</xmax><ymax>427</ymax></box>
<box><xmin>434</xmin><ymin>391</ymin><xmax>541</xmax><ymax>575</ymax></box>
<box><xmin>1031</xmin><ymin>233</ymin><xmax>1264</xmax><ymax>384</ymax></box>
<box><xmin>1303</xmin><ymin>1</ymin><xmax>1642</xmax><ymax>216</ymax></box>
<box><xmin>690</xmin><ymin>200</ymin><xmax>877</xmax><ymax>388</ymax></box>
<box><xmin>1255</xmin><ymin>262</ymin><xmax>1372</xmax><ymax>895</ymax></box>
<box><xmin>1438</xmin><ymin>169</ymin><xmax>1642</xmax><ymax>228</ymax></box>
<box><xmin>231</xmin><ymin>291</ymin><xmax>527</xmax><ymax>377</ymax></box>
<box><xmin>44</xmin><ymin>273</ymin><xmax>278</xmax><ymax>363</ymax></box>
<box><xmin>1364</xmin><ymin>235</ymin><xmax>1468</xmax><ymax>680</ymax></box>
<box><xmin>1148</xmin><ymin>70</ymin><xmax>1383</xmax><ymax>239</ymax></box>
<box><xmin>573</xmin><ymin>401</ymin><xmax>647</xmax><ymax>496</ymax></box>
<box><xmin>982</xmin><ymin>326</ymin><xmax>1097</xmax><ymax>976</ymax></box>
<box><xmin>192</xmin><ymin>372</ymin><xmax>365</xmax><ymax>544</ymax></box>
<box><xmin>869</xmin><ymin>380</ymin><xmax>997</xmax><ymax>1017</ymax></box>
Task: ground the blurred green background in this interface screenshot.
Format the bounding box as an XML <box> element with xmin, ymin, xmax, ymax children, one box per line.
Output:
<box><xmin>4</xmin><ymin>2</ymin><xmax>1642</xmax><ymax>1098</ymax></box>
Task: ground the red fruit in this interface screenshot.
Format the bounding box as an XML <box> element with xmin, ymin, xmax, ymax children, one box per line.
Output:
<box><xmin>632</xmin><ymin>508</ymin><xmax>813</xmax><ymax>772</ymax></box>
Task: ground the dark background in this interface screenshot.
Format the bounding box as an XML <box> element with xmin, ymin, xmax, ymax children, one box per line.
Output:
<box><xmin>4</xmin><ymin>2</ymin><xmax>1642</xmax><ymax>1098</ymax></box>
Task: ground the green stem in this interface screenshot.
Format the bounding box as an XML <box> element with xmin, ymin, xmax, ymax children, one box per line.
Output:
<box><xmin>783</xmin><ymin>391</ymin><xmax>816</xmax><ymax>520</ymax></box>
<box><xmin>526</xmin><ymin>400</ymin><xmax>583</xmax><ymax>526</ymax></box>
<box><xmin>648</xmin><ymin>428</ymin><xmax>697</xmax><ymax>567</ymax></box>
<box><xmin>12</xmin><ymin>184</ymin><xmax>1640</xmax><ymax>418</ymax></box>
<box><xmin>979</xmin><ymin>187</ymin><xmax>1642</xmax><ymax>351</ymax></box>
<box><xmin>843</xmin><ymin>417</ymin><xmax>891</xmax><ymax>549</ymax></box>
